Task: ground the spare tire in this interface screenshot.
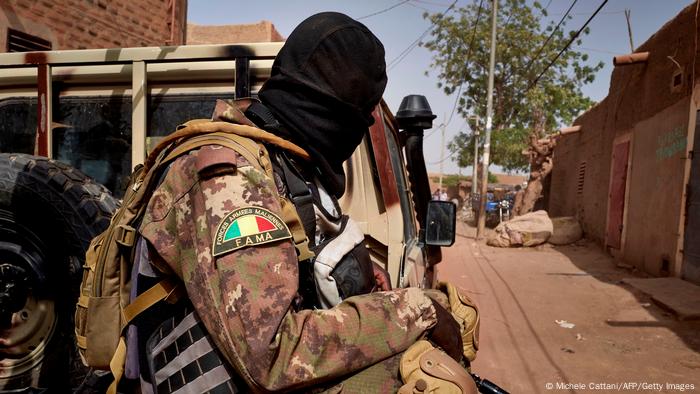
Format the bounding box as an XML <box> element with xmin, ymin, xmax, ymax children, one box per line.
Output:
<box><xmin>0</xmin><ymin>153</ymin><xmax>118</xmax><ymax>392</ymax></box>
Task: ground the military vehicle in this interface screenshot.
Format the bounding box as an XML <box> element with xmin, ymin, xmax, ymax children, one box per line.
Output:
<box><xmin>0</xmin><ymin>43</ymin><xmax>455</xmax><ymax>391</ymax></box>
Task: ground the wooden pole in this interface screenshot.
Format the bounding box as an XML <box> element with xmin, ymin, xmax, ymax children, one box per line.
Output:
<box><xmin>439</xmin><ymin>122</ymin><xmax>445</xmax><ymax>193</ymax></box>
<box><xmin>624</xmin><ymin>9</ymin><xmax>634</xmax><ymax>52</ymax></box>
<box><xmin>476</xmin><ymin>0</ymin><xmax>498</xmax><ymax>239</ymax></box>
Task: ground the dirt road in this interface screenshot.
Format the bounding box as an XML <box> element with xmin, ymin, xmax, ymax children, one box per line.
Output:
<box><xmin>436</xmin><ymin>223</ymin><xmax>700</xmax><ymax>393</ymax></box>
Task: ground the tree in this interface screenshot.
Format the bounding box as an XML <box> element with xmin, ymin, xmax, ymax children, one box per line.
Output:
<box><xmin>422</xmin><ymin>0</ymin><xmax>603</xmax><ymax>172</ymax></box>
<box><xmin>513</xmin><ymin>102</ymin><xmax>557</xmax><ymax>215</ymax></box>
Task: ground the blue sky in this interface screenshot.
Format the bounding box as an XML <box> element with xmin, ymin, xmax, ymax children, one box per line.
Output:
<box><xmin>189</xmin><ymin>0</ymin><xmax>693</xmax><ymax>174</ymax></box>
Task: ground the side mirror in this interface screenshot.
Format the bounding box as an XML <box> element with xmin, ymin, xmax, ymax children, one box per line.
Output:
<box><xmin>425</xmin><ymin>200</ymin><xmax>456</xmax><ymax>246</ymax></box>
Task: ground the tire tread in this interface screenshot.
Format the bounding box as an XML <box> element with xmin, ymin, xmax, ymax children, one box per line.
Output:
<box><xmin>0</xmin><ymin>153</ymin><xmax>118</xmax><ymax>254</ymax></box>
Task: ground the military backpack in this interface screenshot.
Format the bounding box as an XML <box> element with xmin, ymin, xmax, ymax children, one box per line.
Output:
<box><xmin>74</xmin><ymin>119</ymin><xmax>314</xmax><ymax>390</ymax></box>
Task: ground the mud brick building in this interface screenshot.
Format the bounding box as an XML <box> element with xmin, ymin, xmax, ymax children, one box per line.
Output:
<box><xmin>0</xmin><ymin>0</ymin><xmax>187</xmax><ymax>51</ymax></box>
<box><xmin>187</xmin><ymin>21</ymin><xmax>284</xmax><ymax>45</ymax></box>
<box><xmin>549</xmin><ymin>3</ymin><xmax>700</xmax><ymax>284</ymax></box>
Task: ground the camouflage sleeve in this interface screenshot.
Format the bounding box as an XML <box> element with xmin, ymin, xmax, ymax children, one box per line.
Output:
<box><xmin>140</xmin><ymin>145</ymin><xmax>437</xmax><ymax>391</ymax></box>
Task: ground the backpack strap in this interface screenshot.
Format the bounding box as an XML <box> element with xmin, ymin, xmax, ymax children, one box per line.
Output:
<box><xmin>107</xmin><ymin>338</ymin><xmax>126</xmax><ymax>394</ymax></box>
<box><xmin>144</xmin><ymin>120</ymin><xmax>310</xmax><ymax>174</ymax></box>
<box><xmin>245</xmin><ymin>101</ymin><xmax>283</xmax><ymax>132</ymax></box>
<box><xmin>122</xmin><ymin>278</ymin><xmax>184</xmax><ymax>325</ymax></box>
<box><xmin>107</xmin><ymin>277</ymin><xmax>184</xmax><ymax>394</ymax></box>
<box><xmin>277</xmin><ymin>152</ymin><xmax>317</xmax><ymax>249</ymax></box>
<box><xmin>163</xmin><ymin>132</ymin><xmax>266</xmax><ymax>174</ymax></box>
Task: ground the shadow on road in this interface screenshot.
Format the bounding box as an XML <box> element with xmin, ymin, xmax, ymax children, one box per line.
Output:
<box><xmin>552</xmin><ymin>242</ymin><xmax>700</xmax><ymax>355</ymax></box>
<box><xmin>445</xmin><ymin>220</ymin><xmax>700</xmax><ymax>391</ymax></box>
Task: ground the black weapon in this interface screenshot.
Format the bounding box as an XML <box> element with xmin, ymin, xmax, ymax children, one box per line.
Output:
<box><xmin>471</xmin><ymin>373</ymin><xmax>510</xmax><ymax>394</ymax></box>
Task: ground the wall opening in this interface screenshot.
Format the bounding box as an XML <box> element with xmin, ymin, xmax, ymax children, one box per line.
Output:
<box><xmin>6</xmin><ymin>28</ymin><xmax>52</xmax><ymax>52</ymax></box>
<box><xmin>607</xmin><ymin>141</ymin><xmax>631</xmax><ymax>250</ymax></box>
<box><xmin>673</xmin><ymin>72</ymin><xmax>683</xmax><ymax>87</ymax></box>
<box><xmin>661</xmin><ymin>257</ymin><xmax>670</xmax><ymax>276</ymax></box>
<box><xmin>681</xmin><ymin>110</ymin><xmax>700</xmax><ymax>285</ymax></box>
<box><xmin>577</xmin><ymin>161</ymin><xmax>586</xmax><ymax>195</ymax></box>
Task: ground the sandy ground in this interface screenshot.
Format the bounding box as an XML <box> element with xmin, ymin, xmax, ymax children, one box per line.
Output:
<box><xmin>435</xmin><ymin>222</ymin><xmax>700</xmax><ymax>394</ymax></box>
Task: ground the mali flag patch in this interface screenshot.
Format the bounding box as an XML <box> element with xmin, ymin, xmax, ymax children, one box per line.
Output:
<box><xmin>213</xmin><ymin>206</ymin><xmax>292</xmax><ymax>256</ymax></box>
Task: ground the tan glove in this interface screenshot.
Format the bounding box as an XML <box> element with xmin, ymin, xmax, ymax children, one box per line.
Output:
<box><xmin>398</xmin><ymin>340</ymin><xmax>478</xmax><ymax>394</ymax></box>
<box><xmin>436</xmin><ymin>282</ymin><xmax>480</xmax><ymax>362</ymax></box>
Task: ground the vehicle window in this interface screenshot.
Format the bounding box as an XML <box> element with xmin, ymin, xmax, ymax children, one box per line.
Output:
<box><xmin>50</xmin><ymin>93</ymin><xmax>238</xmax><ymax>198</ymax></box>
<box><xmin>363</xmin><ymin>132</ymin><xmax>387</xmax><ymax>215</ymax></box>
<box><xmin>384</xmin><ymin>118</ymin><xmax>416</xmax><ymax>240</ymax></box>
<box><xmin>52</xmin><ymin>96</ymin><xmax>132</xmax><ymax>198</ymax></box>
<box><xmin>0</xmin><ymin>98</ymin><xmax>37</xmax><ymax>154</ymax></box>
<box><xmin>148</xmin><ymin>93</ymin><xmax>235</xmax><ymax>136</ymax></box>
<box><xmin>146</xmin><ymin>93</ymin><xmax>235</xmax><ymax>153</ymax></box>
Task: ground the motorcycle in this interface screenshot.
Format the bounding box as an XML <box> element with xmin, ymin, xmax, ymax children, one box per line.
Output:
<box><xmin>471</xmin><ymin>194</ymin><xmax>510</xmax><ymax>228</ymax></box>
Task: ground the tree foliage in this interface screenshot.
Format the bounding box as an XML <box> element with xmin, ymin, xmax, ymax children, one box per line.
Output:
<box><xmin>422</xmin><ymin>0</ymin><xmax>603</xmax><ymax>171</ymax></box>
<box><xmin>431</xmin><ymin>172</ymin><xmax>498</xmax><ymax>187</ymax></box>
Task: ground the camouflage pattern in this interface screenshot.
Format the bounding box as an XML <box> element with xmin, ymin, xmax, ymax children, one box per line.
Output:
<box><xmin>212</xmin><ymin>99</ymin><xmax>257</xmax><ymax>126</ymax></box>
<box><xmin>139</xmin><ymin>141</ymin><xmax>439</xmax><ymax>392</ymax></box>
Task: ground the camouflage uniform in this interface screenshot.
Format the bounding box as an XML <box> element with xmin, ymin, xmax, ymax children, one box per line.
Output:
<box><xmin>139</xmin><ymin>132</ymin><xmax>439</xmax><ymax>392</ymax></box>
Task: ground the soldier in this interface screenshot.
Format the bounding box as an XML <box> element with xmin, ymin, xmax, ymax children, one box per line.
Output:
<box><xmin>133</xmin><ymin>12</ymin><xmax>475</xmax><ymax>393</ymax></box>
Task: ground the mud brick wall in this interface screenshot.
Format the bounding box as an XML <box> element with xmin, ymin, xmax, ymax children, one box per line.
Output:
<box><xmin>0</xmin><ymin>0</ymin><xmax>187</xmax><ymax>51</ymax></box>
<box><xmin>549</xmin><ymin>3</ymin><xmax>698</xmax><ymax>277</ymax></box>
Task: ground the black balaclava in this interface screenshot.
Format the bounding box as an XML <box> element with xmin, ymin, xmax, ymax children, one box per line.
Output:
<box><xmin>258</xmin><ymin>12</ymin><xmax>387</xmax><ymax>198</ymax></box>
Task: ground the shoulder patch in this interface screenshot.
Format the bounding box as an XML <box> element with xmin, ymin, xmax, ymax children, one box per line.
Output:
<box><xmin>213</xmin><ymin>207</ymin><xmax>292</xmax><ymax>256</ymax></box>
